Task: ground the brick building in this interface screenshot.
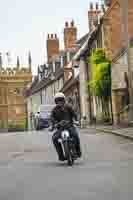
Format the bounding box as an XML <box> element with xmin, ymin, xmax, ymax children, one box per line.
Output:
<box><xmin>103</xmin><ymin>0</ymin><xmax>133</xmax><ymax>59</ymax></box>
<box><xmin>46</xmin><ymin>21</ymin><xmax>78</xmax><ymax>81</ymax></box>
<box><xmin>102</xmin><ymin>0</ymin><xmax>133</xmax><ymax>124</ymax></box>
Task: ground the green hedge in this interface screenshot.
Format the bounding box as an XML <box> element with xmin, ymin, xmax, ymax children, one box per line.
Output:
<box><xmin>0</xmin><ymin>120</ymin><xmax>8</xmax><ymax>129</ymax></box>
<box><xmin>0</xmin><ymin>118</ymin><xmax>28</xmax><ymax>131</ymax></box>
<box><xmin>8</xmin><ymin>118</ymin><xmax>27</xmax><ymax>131</ymax></box>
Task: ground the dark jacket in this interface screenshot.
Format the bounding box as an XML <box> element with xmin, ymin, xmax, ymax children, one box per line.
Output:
<box><xmin>50</xmin><ymin>103</ymin><xmax>77</xmax><ymax>127</ymax></box>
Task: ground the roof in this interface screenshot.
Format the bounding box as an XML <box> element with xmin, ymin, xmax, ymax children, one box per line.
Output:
<box><xmin>60</xmin><ymin>21</ymin><xmax>103</xmax><ymax>94</ymax></box>
<box><xmin>73</xmin><ymin>22</ymin><xmax>102</xmax><ymax>61</ymax></box>
<box><xmin>76</xmin><ymin>33</ymin><xmax>89</xmax><ymax>46</ymax></box>
<box><xmin>31</xmin><ymin>68</ymin><xmax>64</xmax><ymax>95</ymax></box>
<box><xmin>112</xmin><ymin>47</ymin><xmax>127</xmax><ymax>63</ymax></box>
<box><xmin>104</xmin><ymin>0</ymin><xmax>120</xmax><ymax>17</ymax></box>
<box><xmin>25</xmin><ymin>67</ymin><xmax>64</xmax><ymax>97</ymax></box>
<box><xmin>60</xmin><ymin>75</ymin><xmax>79</xmax><ymax>93</ymax></box>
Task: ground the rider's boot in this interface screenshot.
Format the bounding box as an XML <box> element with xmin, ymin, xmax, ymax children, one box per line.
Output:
<box><xmin>76</xmin><ymin>144</ymin><xmax>82</xmax><ymax>158</ymax></box>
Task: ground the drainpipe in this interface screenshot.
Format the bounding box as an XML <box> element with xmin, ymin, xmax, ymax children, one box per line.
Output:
<box><xmin>40</xmin><ymin>91</ymin><xmax>43</xmax><ymax>104</ymax></box>
<box><xmin>101</xmin><ymin>24</ymin><xmax>105</xmax><ymax>48</ymax></box>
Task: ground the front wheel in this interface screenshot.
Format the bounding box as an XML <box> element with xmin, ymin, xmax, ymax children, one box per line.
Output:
<box><xmin>63</xmin><ymin>140</ymin><xmax>74</xmax><ymax>166</ymax></box>
<box><xmin>68</xmin><ymin>155</ymin><xmax>74</xmax><ymax>166</ymax></box>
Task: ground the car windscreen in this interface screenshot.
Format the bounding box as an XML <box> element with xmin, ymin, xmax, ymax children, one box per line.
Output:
<box><xmin>39</xmin><ymin>105</ymin><xmax>55</xmax><ymax>118</ymax></box>
<box><xmin>39</xmin><ymin>105</ymin><xmax>55</xmax><ymax>112</ymax></box>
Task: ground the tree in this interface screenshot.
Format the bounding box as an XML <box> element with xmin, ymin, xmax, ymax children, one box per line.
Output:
<box><xmin>87</xmin><ymin>48</ymin><xmax>112</xmax><ymax>122</ymax></box>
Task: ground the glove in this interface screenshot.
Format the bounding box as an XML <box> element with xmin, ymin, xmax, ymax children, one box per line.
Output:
<box><xmin>74</xmin><ymin>120</ymin><xmax>80</xmax><ymax>126</ymax></box>
<box><xmin>48</xmin><ymin>127</ymin><xmax>54</xmax><ymax>132</ymax></box>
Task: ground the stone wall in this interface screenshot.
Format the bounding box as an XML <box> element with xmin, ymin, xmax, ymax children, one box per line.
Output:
<box><xmin>112</xmin><ymin>47</ymin><xmax>133</xmax><ymax>124</ymax></box>
<box><xmin>0</xmin><ymin>66</ymin><xmax>32</xmax><ymax>131</ymax></box>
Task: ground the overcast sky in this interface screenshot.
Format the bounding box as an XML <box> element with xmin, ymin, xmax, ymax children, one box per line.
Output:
<box><xmin>0</xmin><ymin>0</ymin><xmax>99</xmax><ymax>74</ymax></box>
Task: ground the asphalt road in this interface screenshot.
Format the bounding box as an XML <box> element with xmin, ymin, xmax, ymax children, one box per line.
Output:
<box><xmin>0</xmin><ymin>128</ymin><xmax>133</xmax><ymax>200</ymax></box>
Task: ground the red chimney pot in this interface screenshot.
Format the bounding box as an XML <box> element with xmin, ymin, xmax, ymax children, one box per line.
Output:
<box><xmin>65</xmin><ymin>21</ymin><xmax>69</xmax><ymax>27</ymax></box>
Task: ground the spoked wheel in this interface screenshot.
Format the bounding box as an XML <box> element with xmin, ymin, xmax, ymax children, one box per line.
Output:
<box><xmin>68</xmin><ymin>154</ymin><xmax>74</xmax><ymax>166</ymax></box>
<box><xmin>64</xmin><ymin>140</ymin><xmax>74</xmax><ymax>166</ymax></box>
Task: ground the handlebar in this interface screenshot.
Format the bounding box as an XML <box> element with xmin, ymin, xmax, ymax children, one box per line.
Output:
<box><xmin>49</xmin><ymin>120</ymin><xmax>80</xmax><ymax>132</ymax></box>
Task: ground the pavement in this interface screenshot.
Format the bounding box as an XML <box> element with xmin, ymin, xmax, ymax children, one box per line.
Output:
<box><xmin>93</xmin><ymin>125</ymin><xmax>133</xmax><ymax>140</ymax></box>
<box><xmin>0</xmin><ymin>129</ymin><xmax>133</xmax><ymax>199</ymax></box>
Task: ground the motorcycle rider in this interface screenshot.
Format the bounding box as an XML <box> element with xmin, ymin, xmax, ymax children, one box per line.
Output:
<box><xmin>50</xmin><ymin>92</ymin><xmax>82</xmax><ymax>161</ymax></box>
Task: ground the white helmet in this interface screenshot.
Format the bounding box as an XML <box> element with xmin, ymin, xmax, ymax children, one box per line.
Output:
<box><xmin>54</xmin><ymin>92</ymin><xmax>65</xmax><ymax>102</ymax></box>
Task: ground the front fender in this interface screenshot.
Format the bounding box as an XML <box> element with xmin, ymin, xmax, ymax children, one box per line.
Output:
<box><xmin>61</xmin><ymin>130</ymin><xmax>70</xmax><ymax>139</ymax></box>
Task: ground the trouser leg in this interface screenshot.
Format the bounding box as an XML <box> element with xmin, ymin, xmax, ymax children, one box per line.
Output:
<box><xmin>69</xmin><ymin>126</ymin><xmax>82</xmax><ymax>157</ymax></box>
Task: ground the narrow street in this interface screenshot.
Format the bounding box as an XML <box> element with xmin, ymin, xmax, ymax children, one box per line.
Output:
<box><xmin>0</xmin><ymin>128</ymin><xmax>133</xmax><ymax>200</ymax></box>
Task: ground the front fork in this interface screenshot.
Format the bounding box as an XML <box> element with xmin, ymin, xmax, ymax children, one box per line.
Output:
<box><xmin>63</xmin><ymin>138</ymin><xmax>76</xmax><ymax>159</ymax></box>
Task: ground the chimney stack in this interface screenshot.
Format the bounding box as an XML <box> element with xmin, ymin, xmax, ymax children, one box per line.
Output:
<box><xmin>65</xmin><ymin>21</ymin><xmax>69</xmax><ymax>27</ymax></box>
<box><xmin>64</xmin><ymin>20</ymin><xmax>77</xmax><ymax>50</ymax></box>
<box><xmin>88</xmin><ymin>2</ymin><xmax>101</xmax><ymax>32</ymax></box>
<box><xmin>96</xmin><ymin>2</ymin><xmax>99</xmax><ymax>10</ymax></box>
<box><xmin>47</xmin><ymin>33</ymin><xmax>59</xmax><ymax>63</ymax></box>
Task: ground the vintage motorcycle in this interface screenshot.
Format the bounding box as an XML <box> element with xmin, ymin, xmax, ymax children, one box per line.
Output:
<box><xmin>52</xmin><ymin>120</ymin><xmax>79</xmax><ymax>166</ymax></box>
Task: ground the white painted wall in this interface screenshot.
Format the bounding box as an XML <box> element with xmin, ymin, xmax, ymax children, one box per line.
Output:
<box><xmin>26</xmin><ymin>92</ymin><xmax>42</xmax><ymax>130</ymax></box>
<box><xmin>26</xmin><ymin>76</ymin><xmax>64</xmax><ymax>129</ymax></box>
